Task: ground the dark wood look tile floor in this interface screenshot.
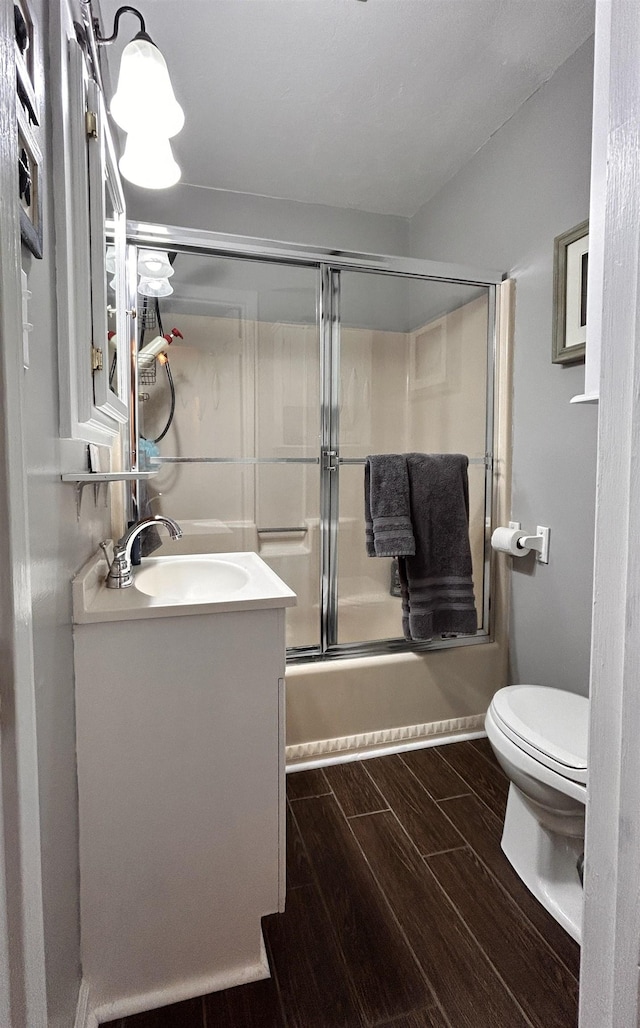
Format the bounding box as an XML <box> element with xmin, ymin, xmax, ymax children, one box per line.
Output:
<box><xmin>105</xmin><ymin>739</ymin><xmax>579</xmax><ymax>1028</ymax></box>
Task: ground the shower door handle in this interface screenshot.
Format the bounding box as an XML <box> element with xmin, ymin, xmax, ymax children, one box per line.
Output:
<box><xmin>322</xmin><ymin>449</ymin><xmax>338</xmax><ymax>472</ymax></box>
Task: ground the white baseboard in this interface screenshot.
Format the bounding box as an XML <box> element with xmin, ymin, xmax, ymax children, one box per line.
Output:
<box><xmin>285</xmin><ymin>714</ymin><xmax>487</xmax><ymax>771</ymax></box>
<box><xmin>76</xmin><ymin>933</ymin><xmax>270</xmax><ymax>1025</ymax></box>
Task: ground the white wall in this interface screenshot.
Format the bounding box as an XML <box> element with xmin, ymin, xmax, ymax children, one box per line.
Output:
<box><xmin>126</xmin><ymin>181</ymin><xmax>410</xmax><ymax>256</ymax></box>
<box><xmin>21</xmin><ymin>3</ymin><xmax>117</xmax><ymax>1024</ymax></box>
<box><xmin>409</xmin><ymin>38</ymin><xmax>597</xmax><ymax>697</ymax></box>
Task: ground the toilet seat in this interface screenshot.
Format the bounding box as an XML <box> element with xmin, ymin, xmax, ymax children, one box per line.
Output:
<box><xmin>489</xmin><ymin>685</ymin><xmax>588</xmax><ymax>785</ymax></box>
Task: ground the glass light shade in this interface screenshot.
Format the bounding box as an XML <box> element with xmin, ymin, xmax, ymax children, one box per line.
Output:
<box><xmin>137</xmin><ymin>249</ymin><xmax>174</xmax><ymax>278</ymax></box>
<box><xmin>109</xmin><ymin>275</ymin><xmax>117</xmax><ymax>290</ymax></box>
<box><xmin>110</xmin><ymin>36</ymin><xmax>184</xmax><ymax>138</ymax></box>
<box><xmin>138</xmin><ymin>276</ymin><xmax>174</xmax><ymax>298</ymax></box>
<box><xmin>105</xmin><ymin>246</ymin><xmax>116</xmax><ymax>273</ymax></box>
<box><xmin>119</xmin><ymin>133</ymin><xmax>181</xmax><ymax>190</ymax></box>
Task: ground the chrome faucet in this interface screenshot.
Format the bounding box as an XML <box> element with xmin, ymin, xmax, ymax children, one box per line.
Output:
<box><xmin>105</xmin><ymin>515</ymin><xmax>183</xmax><ymax>589</ymax></box>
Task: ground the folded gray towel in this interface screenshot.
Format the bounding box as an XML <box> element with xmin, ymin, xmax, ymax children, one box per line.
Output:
<box><xmin>364</xmin><ymin>454</ymin><xmax>416</xmax><ymax>557</ymax></box>
<box><xmin>399</xmin><ymin>453</ymin><xmax>477</xmax><ymax>641</ymax></box>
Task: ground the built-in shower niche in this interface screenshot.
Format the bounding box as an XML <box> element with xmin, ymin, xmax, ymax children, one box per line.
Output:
<box><xmin>137</xmin><ymin>242</ymin><xmax>495</xmax><ymax>657</ymax></box>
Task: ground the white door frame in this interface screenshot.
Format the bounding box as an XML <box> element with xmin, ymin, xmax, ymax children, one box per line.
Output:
<box><xmin>0</xmin><ymin>3</ymin><xmax>48</xmax><ymax>1026</ymax></box>
<box><xmin>579</xmin><ymin>2</ymin><xmax>640</xmax><ymax>1025</ymax></box>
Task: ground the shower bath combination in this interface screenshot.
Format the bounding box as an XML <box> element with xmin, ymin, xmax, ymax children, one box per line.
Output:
<box><xmin>127</xmin><ymin>224</ymin><xmax>513</xmax><ymax>762</ymax></box>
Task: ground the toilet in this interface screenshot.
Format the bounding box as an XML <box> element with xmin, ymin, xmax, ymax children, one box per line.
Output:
<box><xmin>485</xmin><ymin>684</ymin><xmax>589</xmax><ymax>943</ymax></box>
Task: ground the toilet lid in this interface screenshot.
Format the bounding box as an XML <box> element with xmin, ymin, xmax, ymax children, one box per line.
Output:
<box><xmin>490</xmin><ymin>685</ymin><xmax>588</xmax><ymax>784</ymax></box>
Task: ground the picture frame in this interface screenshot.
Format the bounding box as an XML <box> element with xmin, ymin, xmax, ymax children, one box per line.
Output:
<box><xmin>17</xmin><ymin>102</ymin><xmax>43</xmax><ymax>259</ymax></box>
<box><xmin>552</xmin><ymin>219</ymin><xmax>589</xmax><ymax>365</ymax></box>
<box><xmin>14</xmin><ymin>0</ymin><xmax>39</xmax><ymax>125</ymax></box>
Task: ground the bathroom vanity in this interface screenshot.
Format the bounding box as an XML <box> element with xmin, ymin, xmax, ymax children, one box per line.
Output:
<box><xmin>72</xmin><ymin>550</ymin><xmax>296</xmax><ymax>1025</ymax></box>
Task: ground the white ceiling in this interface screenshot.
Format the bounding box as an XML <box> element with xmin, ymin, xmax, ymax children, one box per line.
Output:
<box><xmin>98</xmin><ymin>0</ymin><xmax>595</xmax><ymax>218</ymax></box>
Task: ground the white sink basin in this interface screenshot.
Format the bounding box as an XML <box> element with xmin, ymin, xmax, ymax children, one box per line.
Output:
<box><xmin>73</xmin><ymin>550</ymin><xmax>297</xmax><ymax>624</ymax></box>
<box><xmin>134</xmin><ymin>556</ymin><xmax>251</xmax><ymax>602</ymax></box>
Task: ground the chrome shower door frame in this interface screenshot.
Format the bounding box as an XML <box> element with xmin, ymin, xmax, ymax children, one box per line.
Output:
<box><xmin>126</xmin><ymin>220</ymin><xmax>504</xmax><ymax>662</ymax></box>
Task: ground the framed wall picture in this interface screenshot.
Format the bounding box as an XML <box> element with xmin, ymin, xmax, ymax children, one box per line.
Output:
<box><xmin>17</xmin><ymin>102</ymin><xmax>43</xmax><ymax>258</ymax></box>
<box><xmin>14</xmin><ymin>0</ymin><xmax>39</xmax><ymax>125</ymax></box>
<box><xmin>552</xmin><ymin>220</ymin><xmax>588</xmax><ymax>365</ymax></box>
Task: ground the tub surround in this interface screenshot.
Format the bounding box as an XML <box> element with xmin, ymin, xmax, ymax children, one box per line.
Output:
<box><xmin>143</xmin><ymin>298</ymin><xmax>490</xmax><ymax>651</ymax></box>
<box><xmin>72</xmin><ymin>549</ymin><xmax>295</xmax><ymax>1026</ymax></box>
<box><xmin>285</xmin><ymin>643</ymin><xmax>505</xmax><ymax>766</ymax></box>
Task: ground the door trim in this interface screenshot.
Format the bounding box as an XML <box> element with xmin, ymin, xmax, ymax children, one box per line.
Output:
<box><xmin>0</xmin><ymin>3</ymin><xmax>47</xmax><ymax>1025</ymax></box>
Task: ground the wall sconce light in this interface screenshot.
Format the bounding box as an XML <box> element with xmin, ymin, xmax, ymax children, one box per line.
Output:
<box><xmin>109</xmin><ymin>36</ymin><xmax>184</xmax><ymax>138</ymax></box>
<box><xmin>94</xmin><ymin>5</ymin><xmax>183</xmax><ymax>190</ymax></box>
<box><xmin>119</xmin><ymin>132</ymin><xmax>181</xmax><ymax>190</ymax></box>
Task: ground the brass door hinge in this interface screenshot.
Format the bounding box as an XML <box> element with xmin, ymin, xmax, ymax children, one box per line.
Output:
<box><xmin>86</xmin><ymin>110</ymin><xmax>98</xmax><ymax>139</ymax></box>
<box><xmin>91</xmin><ymin>345</ymin><xmax>103</xmax><ymax>372</ymax></box>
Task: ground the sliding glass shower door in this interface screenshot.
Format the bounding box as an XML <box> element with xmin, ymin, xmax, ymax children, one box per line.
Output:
<box><xmin>137</xmin><ymin>253</ymin><xmax>323</xmax><ymax>650</ymax></box>
<box><xmin>331</xmin><ymin>270</ymin><xmax>492</xmax><ymax>648</ymax></box>
<box><xmin>131</xmin><ymin>228</ymin><xmax>497</xmax><ymax>660</ymax></box>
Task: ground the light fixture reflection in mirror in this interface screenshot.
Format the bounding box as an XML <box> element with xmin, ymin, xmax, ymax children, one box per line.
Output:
<box><xmin>138</xmin><ymin>249</ymin><xmax>174</xmax><ymax>277</ymax></box>
<box><xmin>138</xmin><ymin>276</ymin><xmax>174</xmax><ymax>298</ymax></box>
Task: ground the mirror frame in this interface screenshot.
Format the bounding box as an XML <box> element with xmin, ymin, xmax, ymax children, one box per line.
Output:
<box><xmin>52</xmin><ymin>0</ymin><xmax>131</xmax><ymax>444</ymax></box>
<box><xmin>87</xmin><ymin>78</ymin><xmax>129</xmax><ymax>423</ymax></box>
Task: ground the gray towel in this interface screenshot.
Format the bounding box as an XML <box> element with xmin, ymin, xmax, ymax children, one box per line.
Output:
<box><xmin>364</xmin><ymin>454</ymin><xmax>416</xmax><ymax>557</ymax></box>
<box><xmin>399</xmin><ymin>453</ymin><xmax>477</xmax><ymax>641</ymax></box>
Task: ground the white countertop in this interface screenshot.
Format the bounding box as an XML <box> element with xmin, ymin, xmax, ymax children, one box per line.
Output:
<box><xmin>73</xmin><ymin>549</ymin><xmax>297</xmax><ymax>625</ymax></box>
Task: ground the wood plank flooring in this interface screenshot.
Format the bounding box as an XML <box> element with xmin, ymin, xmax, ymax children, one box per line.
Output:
<box><xmin>105</xmin><ymin>739</ymin><xmax>580</xmax><ymax>1028</ymax></box>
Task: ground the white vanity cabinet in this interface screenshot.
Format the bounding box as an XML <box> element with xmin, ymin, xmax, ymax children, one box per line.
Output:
<box><xmin>72</xmin><ymin>551</ymin><xmax>295</xmax><ymax>1025</ymax></box>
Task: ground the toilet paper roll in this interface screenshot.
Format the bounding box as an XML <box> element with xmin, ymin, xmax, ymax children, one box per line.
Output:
<box><xmin>491</xmin><ymin>526</ymin><xmax>529</xmax><ymax>557</ymax></box>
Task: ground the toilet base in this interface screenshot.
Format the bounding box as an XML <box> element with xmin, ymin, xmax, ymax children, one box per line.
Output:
<box><xmin>501</xmin><ymin>783</ymin><xmax>584</xmax><ymax>944</ymax></box>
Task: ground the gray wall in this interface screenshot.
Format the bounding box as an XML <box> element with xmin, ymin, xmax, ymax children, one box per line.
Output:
<box><xmin>22</xmin><ymin>3</ymin><xmax>115</xmax><ymax>1023</ymax></box>
<box><xmin>129</xmin><ymin>184</ymin><xmax>417</xmax><ymax>333</ymax></box>
<box><xmin>126</xmin><ymin>181</ymin><xmax>410</xmax><ymax>256</ymax></box>
<box><xmin>410</xmin><ymin>38</ymin><xmax>597</xmax><ymax>696</ymax></box>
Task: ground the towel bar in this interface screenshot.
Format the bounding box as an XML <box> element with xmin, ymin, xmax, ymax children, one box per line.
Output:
<box><xmin>339</xmin><ymin>455</ymin><xmax>491</xmax><ymax>466</ymax></box>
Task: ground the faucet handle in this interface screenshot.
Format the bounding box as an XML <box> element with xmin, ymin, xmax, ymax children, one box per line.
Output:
<box><xmin>99</xmin><ymin>539</ymin><xmax>113</xmax><ymax>572</ymax></box>
<box><xmin>100</xmin><ymin>539</ymin><xmax>134</xmax><ymax>588</ymax></box>
<box><xmin>105</xmin><ymin>549</ymin><xmax>135</xmax><ymax>589</ymax></box>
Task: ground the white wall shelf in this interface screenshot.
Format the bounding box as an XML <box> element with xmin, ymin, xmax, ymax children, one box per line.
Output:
<box><xmin>61</xmin><ymin>471</ymin><xmax>157</xmax><ymax>519</ymax></box>
<box><xmin>61</xmin><ymin>471</ymin><xmax>157</xmax><ymax>483</ymax></box>
<box><xmin>570</xmin><ymin>392</ymin><xmax>599</xmax><ymax>405</ymax></box>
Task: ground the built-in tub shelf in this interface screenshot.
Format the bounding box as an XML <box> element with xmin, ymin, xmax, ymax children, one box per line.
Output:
<box><xmin>61</xmin><ymin>471</ymin><xmax>158</xmax><ymax>519</ymax></box>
